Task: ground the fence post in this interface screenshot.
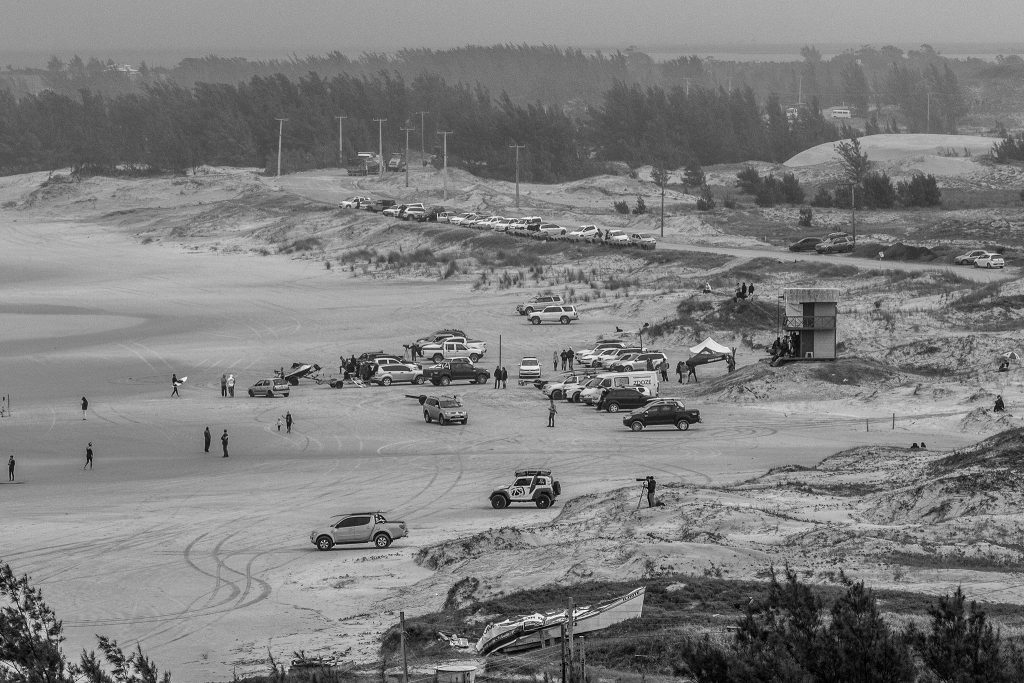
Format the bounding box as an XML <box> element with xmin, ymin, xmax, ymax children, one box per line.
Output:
<box><xmin>866</xmin><ymin>418</ymin><xmax>869</xmax><ymax>432</ymax></box>
<box><xmin>892</xmin><ymin>412</ymin><xmax>895</xmax><ymax>430</ymax></box>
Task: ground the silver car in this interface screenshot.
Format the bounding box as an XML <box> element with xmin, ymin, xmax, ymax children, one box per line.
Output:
<box><xmin>371</xmin><ymin>362</ymin><xmax>425</xmax><ymax>386</ymax></box>
<box><xmin>247</xmin><ymin>378</ymin><xmax>291</xmax><ymax>397</ymax></box>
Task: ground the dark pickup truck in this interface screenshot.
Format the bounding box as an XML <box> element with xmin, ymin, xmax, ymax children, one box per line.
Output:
<box><xmin>621</xmin><ymin>400</ymin><xmax>701</xmax><ymax>431</ymax></box>
<box><xmin>422</xmin><ymin>358</ymin><xmax>490</xmax><ymax>386</ymax></box>
<box><xmin>366</xmin><ymin>199</ymin><xmax>396</xmax><ymax>212</ymax></box>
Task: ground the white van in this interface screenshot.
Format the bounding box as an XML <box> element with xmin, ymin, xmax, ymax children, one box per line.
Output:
<box><xmin>831</xmin><ymin>107</ymin><xmax>851</xmax><ymax>119</ymax></box>
<box><xmin>580</xmin><ymin>372</ymin><xmax>659</xmax><ymax>405</ymax></box>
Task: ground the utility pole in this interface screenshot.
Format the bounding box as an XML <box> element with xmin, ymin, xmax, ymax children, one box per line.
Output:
<box><xmin>399</xmin><ymin>611</ymin><xmax>409</xmax><ymax>683</ymax></box>
<box><xmin>560</xmin><ymin>623</ymin><xmax>568</xmax><ymax>683</ymax></box>
<box><xmin>850</xmin><ymin>184</ymin><xmax>857</xmax><ymax>247</ymax></box>
<box><xmin>437</xmin><ymin>129</ymin><xmax>452</xmax><ymax>200</ymax></box>
<box><xmin>509</xmin><ymin>142</ymin><xmax>525</xmax><ymax>209</ymax></box>
<box><xmin>415</xmin><ymin>111</ymin><xmax>428</xmax><ymax>164</ymax></box>
<box><xmin>579</xmin><ymin>636</ymin><xmax>586</xmax><ymax>683</ymax></box>
<box><xmin>334</xmin><ymin>115</ymin><xmax>347</xmax><ymax>167</ymax></box>
<box><xmin>373</xmin><ymin>117</ymin><xmax>387</xmax><ymax>180</ymax></box>
<box><xmin>401</xmin><ymin>122</ymin><xmax>415</xmax><ymax>188</ymax></box>
<box><xmin>565</xmin><ymin>598</ymin><xmax>575</xmax><ymax>683</ymax></box>
<box><xmin>274</xmin><ymin>117</ymin><xmax>288</xmax><ymax>178</ymax></box>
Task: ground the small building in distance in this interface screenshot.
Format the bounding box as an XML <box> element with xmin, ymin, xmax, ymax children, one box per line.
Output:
<box><xmin>781</xmin><ymin>287</ymin><xmax>839</xmax><ymax>360</ymax></box>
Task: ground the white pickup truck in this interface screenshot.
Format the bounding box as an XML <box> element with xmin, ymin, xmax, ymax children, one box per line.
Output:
<box><xmin>419</xmin><ymin>336</ymin><xmax>487</xmax><ymax>363</ymax></box>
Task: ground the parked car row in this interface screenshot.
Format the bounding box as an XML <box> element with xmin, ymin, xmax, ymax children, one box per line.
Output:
<box><xmin>954</xmin><ymin>249</ymin><xmax>1005</xmax><ymax>268</ymax></box>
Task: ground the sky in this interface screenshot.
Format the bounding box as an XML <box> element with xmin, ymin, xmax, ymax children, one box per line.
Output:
<box><xmin>3</xmin><ymin>0</ymin><xmax>1023</xmax><ymax>65</ymax></box>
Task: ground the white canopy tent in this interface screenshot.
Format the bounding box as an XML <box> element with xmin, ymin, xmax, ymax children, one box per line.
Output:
<box><xmin>688</xmin><ymin>337</ymin><xmax>732</xmax><ymax>356</ymax></box>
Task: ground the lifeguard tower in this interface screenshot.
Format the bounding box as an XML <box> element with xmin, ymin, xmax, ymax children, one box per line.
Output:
<box><xmin>779</xmin><ymin>288</ymin><xmax>839</xmax><ymax>360</ymax></box>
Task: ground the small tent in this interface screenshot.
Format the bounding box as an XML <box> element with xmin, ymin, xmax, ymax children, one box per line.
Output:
<box><xmin>688</xmin><ymin>337</ymin><xmax>732</xmax><ymax>356</ymax></box>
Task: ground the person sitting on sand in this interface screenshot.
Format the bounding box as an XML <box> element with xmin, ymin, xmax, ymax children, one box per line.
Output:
<box><xmin>910</xmin><ymin>443</ymin><xmax>920</xmax><ymax>450</ymax></box>
<box><xmin>994</xmin><ymin>395</ymin><xmax>1005</xmax><ymax>412</ymax></box>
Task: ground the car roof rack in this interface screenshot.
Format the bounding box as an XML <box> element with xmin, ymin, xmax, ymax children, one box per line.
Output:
<box><xmin>515</xmin><ymin>469</ymin><xmax>551</xmax><ymax>477</ymax></box>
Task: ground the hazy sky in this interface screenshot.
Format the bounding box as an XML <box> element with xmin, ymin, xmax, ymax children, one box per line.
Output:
<box><xmin>4</xmin><ymin>0</ymin><xmax>1023</xmax><ymax>61</ymax></box>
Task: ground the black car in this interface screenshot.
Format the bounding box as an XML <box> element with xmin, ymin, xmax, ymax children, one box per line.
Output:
<box><xmin>789</xmin><ymin>237</ymin><xmax>822</xmax><ymax>252</ymax></box>
<box><xmin>622</xmin><ymin>401</ymin><xmax>701</xmax><ymax>431</ymax></box>
<box><xmin>595</xmin><ymin>387</ymin><xmax>649</xmax><ymax>413</ymax></box>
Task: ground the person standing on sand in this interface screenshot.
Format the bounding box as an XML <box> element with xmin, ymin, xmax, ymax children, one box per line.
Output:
<box><xmin>171</xmin><ymin>373</ymin><xmax>180</xmax><ymax>398</ymax></box>
<box><xmin>221</xmin><ymin>374</ymin><xmax>227</xmax><ymax>397</ymax></box>
<box><xmin>221</xmin><ymin>430</ymin><xmax>229</xmax><ymax>458</ymax></box>
<box><xmin>204</xmin><ymin>426</ymin><xmax>211</xmax><ymax>453</ymax></box>
<box><xmin>659</xmin><ymin>360</ymin><xmax>670</xmax><ymax>382</ymax></box>
<box><xmin>552</xmin><ymin>351</ymin><xmax>558</xmax><ymax>372</ymax></box>
<box><xmin>494</xmin><ymin>365</ymin><xmax>501</xmax><ymax>389</ymax></box>
<box><xmin>675</xmin><ymin>361</ymin><xmax>685</xmax><ymax>384</ymax></box>
<box><xmin>276</xmin><ymin>417</ymin><xmax>282</xmax><ymax>432</ymax></box>
<box><xmin>7</xmin><ymin>454</ymin><xmax>14</xmax><ymax>481</ymax></box>
<box><xmin>548</xmin><ymin>397</ymin><xmax>557</xmax><ymax>427</ymax></box>
<box><xmin>285</xmin><ymin>411</ymin><xmax>293</xmax><ymax>433</ymax></box>
<box><xmin>567</xmin><ymin>347</ymin><xmax>575</xmax><ymax>370</ymax></box>
<box><xmin>84</xmin><ymin>442</ymin><xmax>93</xmax><ymax>470</ymax></box>
<box><xmin>645</xmin><ymin>476</ymin><xmax>657</xmax><ymax>508</ymax></box>
<box><xmin>227</xmin><ymin>374</ymin><xmax>235</xmax><ymax>397</ymax></box>
<box><xmin>81</xmin><ymin>396</ymin><xmax>88</xmax><ymax>420</ymax></box>
<box><xmin>686</xmin><ymin>363</ymin><xmax>698</xmax><ymax>384</ymax></box>
<box><xmin>500</xmin><ymin>367</ymin><xmax>508</xmax><ymax>389</ymax></box>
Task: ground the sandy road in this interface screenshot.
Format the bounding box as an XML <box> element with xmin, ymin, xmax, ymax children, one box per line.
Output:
<box><xmin>0</xmin><ymin>216</ymin><xmax>983</xmax><ymax>680</ymax></box>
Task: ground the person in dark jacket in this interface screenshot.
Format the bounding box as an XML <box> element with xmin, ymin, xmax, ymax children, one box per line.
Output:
<box><xmin>644</xmin><ymin>476</ymin><xmax>657</xmax><ymax>507</ymax></box>
<box><xmin>285</xmin><ymin>411</ymin><xmax>293</xmax><ymax>433</ymax></box>
<box><xmin>171</xmin><ymin>373</ymin><xmax>180</xmax><ymax>397</ymax></box>
<box><xmin>221</xmin><ymin>430</ymin><xmax>229</xmax><ymax>458</ymax></box>
<box><xmin>81</xmin><ymin>396</ymin><xmax>88</xmax><ymax>420</ymax></box>
<box><xmin>500</xmin><ymin>367</ymin><xmax>509</xmax><ymax>389</ymax></box>
<box><xmin>84</xmin><ymin>442</ymin><xmax>93</xmax><ymax>470</ymax></box>
<box><xmin>494</xmin><ymin>365</ymin><xmax>501</xmax><ymax>389</ymax></box>
<box><xmin>204</xmin><ymin>426</ymin><xmax>211</xmax><ymax>453</ymax></box>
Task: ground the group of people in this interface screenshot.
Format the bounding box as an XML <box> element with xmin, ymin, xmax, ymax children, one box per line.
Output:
<box><xmin>203</xmin><ymin>426</ymin><xmax>231</xmax><ymax>457</ymax></box>
<box><xmin>734</xmin><ymin>282</ymin><xmax>756</xmax><ymax>302</ymax></box>
<box><xmin>555</xmin><ymin>348</ymin><xmax>576</xmax><ymax>371</ymax></box>
<box><xmin>493</xmin><ymin>366</ymin><xmax>509</xmax><ymax>388</ymax></box>
<box><xmin>340</xmin><ymin>355</ymin><xmax>379</xmax><ymax>383</ymax></box>
<box><xmin>219</xmin><ymin>373</ymin><xmax>236</xmax><ymax>397</ymax></box>
<box><xmin>770</xmin><ymin>333</ymin><xmax>802</xmax><ymax>360</ymax></box>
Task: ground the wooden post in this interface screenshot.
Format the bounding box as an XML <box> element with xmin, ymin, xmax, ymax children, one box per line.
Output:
<box><xmin>892</xmin><ymin>412</ymin><xmax>895</xmax><ymax>430</ymax></box>
<box><xmin>400</xmin><ymin>611</ymin><xmax>409</xmax><ymax>683</ymax></box>
<box><xmin>579</xmin><ymin>636</ymin><xmax>586</xmax><ymax>683</ymax></box>
<box><xmin>565</xmin><ymin>599</ymin><xmax>575</xmax><ymax>683</ymax></box>
<box><xmin>560</xmin><ymin>623</ymin><xmax>568</xmax><ymax>683</ymax></box>
<box><xmin>866</xmin><ymin>418</ymin><xmax>869</xmax><ymax>432</ymax></box>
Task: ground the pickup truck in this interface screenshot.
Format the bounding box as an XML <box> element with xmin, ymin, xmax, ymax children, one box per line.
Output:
<box><xmin>419</xmin><ymin>338</ymin><xmax>487</xmax><ymax>363</ymax></box>
<box><xmin>367</xmin><ymin>199</ymin><xmax>396</xmax><ymax>213</ymax></box>
<box><xmin>339</xmin><ymin>196</ymin><xmax>371</xmax><ymax>209</ymax></box>
<box><xmin>422</xmin><ymin>357</ymin><xmax>491</xmax><ymax>386</ymax></box>
<box><xmin>310</xmin><ymin>511</ymin><xmax>408</xmax><ymax>550</ymax></box>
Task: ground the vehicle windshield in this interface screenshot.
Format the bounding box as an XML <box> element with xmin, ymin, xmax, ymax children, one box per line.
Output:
<box><xmin>440</xmin><ymin>399</ymin><xmax>462</xmax><ymax>408</ymax></box>
<box><xmin>584</xmin><ymin>378</ymin><xmax>603</xmax><ymax>388</ymax></box>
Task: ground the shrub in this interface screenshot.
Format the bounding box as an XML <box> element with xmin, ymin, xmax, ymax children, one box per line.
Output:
<box><xmin>736</xmin><ymin>166</ymin><xmax>761</xmax><ymax>193</ymax></box>
<box><xmin>811</xmin><ymin>187</ymin><xmax>833</xmax><ymax>207</ymax></box>
<box><xmin>613</xmin><ymin>199</ymin><xmax>629</xmax><ymax>214</ymax></box>
<box><xmin>780</xmin><ymin>172</ymin><xmax>805</xmax><ymax>204</ymax></box>
<box><xmin>696</xmin><ymin>184</ymin><xmax>716</xmax><ymax>211</ymax></box>
<box><xmin>633</xmin><ymin>195</ymin><xmax>647</xmax><ymax>214</ymax></box>
<box><xmin>897</xmin><ymin>174</ymin><xmax>942</xmax><ymax>207</ymax></box>
<box><xmin>861</xmin><ymin>171</ymin><xmax>897</xmax><ymax>209</ymax></box>
<box><xmin>798</xmin><ymin>206</ymin><xmax>813</xmax><ymax>227</ymax></box>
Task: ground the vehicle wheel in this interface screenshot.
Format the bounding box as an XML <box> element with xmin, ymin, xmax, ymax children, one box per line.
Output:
<box><xmin>432</xmin><ymin>353</ymin><xmax>444</xmax><ymax>363</ymax></box>
<box><xmin>531</xmin><ymin>317</ymin><xmax>541</xmax><ymax>325</ymax></box>
<box><xmin>439</xmin><ymin>376</ymin><xmax>451</xmax><ymax>386</ymax></box>
<box><xmin>524</xmin><ymin>307</ymin><xmax>534</xmax><ymax>315</ymax></box>
<box><xmin>470</xmin><ymin>353</ymin><xmax>481</xmax><ymax>363</ymax></box>
<box><xmin>989</xmin><ymin>263</ymin><xmax>994</xmax><ymax>269</ymax></box>
<box><xmin>490</xmin><ymin>495</ymin><xmax>508</xmax><ymax>509</ymax></box>
<box><xmin>573</xmin><ymin>393</ymin><xmax>582</xmax><ymax>403</ymax></box>
<box><xmin>374</xmin><ymin>533</ymin><xmax>392</xmax><ymax>548</ymax></box>
<box><xmin>382</xmin><ymin>377</ymin><xmax>393</xmax><ymax>386</ymax></box>
<box><xmin>424</xmin><ymin>411</ymin><xmax>431</xmax><ymax>423</ymax></box>
<box><xmin>552</xmin><ymin>389</ymin><xmax>563</xmax><ymax>400</ymax></box>
<box><xmin>535</xmin><ymin>495</ymin><xmax>552</xmax><ymax>509</ymax></box>
<box><xmin>476</xmin><ymin>373</ymin><xmax>489</xmax><ymax>384</ymax></box>
<box><xmin>462</xmin><ymin>417</ymin><xmax>469</xmax><ymax>424</ymax></box>
<box><xmin>630</xmin><ymin>421</ymin><xmax>644</xmax><ymax>432</ymax></box>
<box><xmin>248</xmin><ymin>390</ymin><xmax>255</xmax><ymax>397</ymax></box>
<box><xmin>266</xmin><ymin>390</ymin><xmax>274</xmax><ymax>398</ymax></box>
<box><xmin>413</xmin><ymin>376</ymin><xmax>425</xmax><ymax>385</ymax></box>
<box><xmin>439</xmin><ymin>415</ymin><xmax>447</xmax><ymax>425</ymax></box>
<box><xmin>676</xmin><ymin>420</ymin><xmax>690</xmax><ymax>431</ymax></box>
<box><xmin>315</xmin><ymin>536</ymin><xmax>334</xmax><ymax>551</ymax></box>
<box><xmin>560</xmin><ymin>316</ymin><xmax>570</xmax><ymax>325</ymax></box>
<box><xmin>607</xmin><ymin>402</ymin><xmax>620</xmax><ymax>413</ymax></box>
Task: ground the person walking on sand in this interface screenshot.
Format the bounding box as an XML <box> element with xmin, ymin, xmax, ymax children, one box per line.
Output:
<box><xmin>675</xmin><ymin>360</ymin><xmax>685</xmax><ymax>383</ymax></box>
<box><xmin>285</xmin><ymin>411</ymin><xmax>293</xmax><ymax>433</ymax></box>
<box><xmin>81</xmin><ymin>396</ymin><xmax>88</xmax><ymax>420</ymax></box>
<box><xmin>560</xmin><ymin>349</ymin><xmax>568</xmax><ymax>371</ymax></box>
<box><xmin>204</xmin><ymin>426</ymin><xmax>211</xmax><ymax>453</ymax></box>
<box><xmin>171</xmin><ymin>373</ymin><xmax>180</xmax><ymax>397</ymax></box>
<box><xmin>221</xmin><ymin>373</ymin><xmax>227</xmax><ymax>397</ymax></box>
<box><xmin>552</xmin><ymin>351</ymin><xmax>558</xmax><ymax>372</ymax></box>
<box><xmin>567</xmin><ymin>347</ymin><xmax>574</xmax><ymax>370</ymax></box>
<box><xmin>659</xmin><ymin>359</ymin><xmax>670</xmax><ymax>382</ymax></box>
<box><xmin>500</xmin><ymin>367</ymin><xmax>509</xmax><ymax>389</ymax></box>
<box><xmin>494</xmin><ymin>365</ymin><xmax>501</xmax><ymax>389</ymax></box>
<box><xmin>221</xmin><ymin>430</ymin><xmax>229</xmax><ymax>457</ymax></box>
<box><xmin>84</xmin><ymin>442</ymin><xmax>93</xmax><ymax>470</ymax></box>
<box><xmin>227</xmin><ymin>374</ymin><xmax>235</xmax><ymax>397</ymax></box>
<box><xmin>547</xmin><ymin>397</ymin><xmax>557</xmax><ymax>427</ymax></box>
<box><xmin>7</xmin><ymin>454</ymin><xmax>14</xmax><ymax>482</ymax></box>
<box><xmin>276</xmin><ymin>417</ymin><xmax>282</xmax><ymax>432</ymax></box>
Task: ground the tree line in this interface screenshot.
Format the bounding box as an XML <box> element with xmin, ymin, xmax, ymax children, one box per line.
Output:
<box><xmin>0</xmin><ymin>69</ymin><xmax>850</xmax><ymax>181</ymax></box>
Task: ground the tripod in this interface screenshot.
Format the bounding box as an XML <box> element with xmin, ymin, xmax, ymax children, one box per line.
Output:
<box><xmin>636</xmin><ymin>481</ymin><xmax>648</xmax><ymax>510</ymax></box>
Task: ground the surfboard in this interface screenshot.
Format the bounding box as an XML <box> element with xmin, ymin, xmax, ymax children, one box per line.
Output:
<box><xmin>174</xmin><ymin>376</ymin><xmax>187</xmax><ymax>386</ymax></box>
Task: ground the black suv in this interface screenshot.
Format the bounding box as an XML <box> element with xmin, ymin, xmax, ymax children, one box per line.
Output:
<box><xmin>595</xmin><ymin>387</ymin><xmax>649</xmax><ymax>413</ymax></box>
<box><xmin>622</xmin><ymin>400</ymin><xmax>701</xmax><ymax>431</ymax></box>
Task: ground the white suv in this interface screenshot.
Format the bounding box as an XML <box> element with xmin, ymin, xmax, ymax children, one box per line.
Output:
<box><xmin>528</xmin><ymin>305</ymin><xmax>579</xmax><ymax>325</ymax></box>
<box><xmin>517</xmin><ymin>294</ymin><xmax>565</xmax><ymax>316</ymax></box>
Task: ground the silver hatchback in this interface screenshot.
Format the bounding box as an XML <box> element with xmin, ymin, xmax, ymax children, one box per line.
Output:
<box><xmin>247</xmin><ymin>378</ymin><xmax>291</xmax><ymax>397</ymax></box>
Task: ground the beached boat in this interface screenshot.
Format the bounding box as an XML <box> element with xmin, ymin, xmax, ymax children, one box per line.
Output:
<box><xmin>475</xmin><ymin>586</ymin><xmax>645</xmax><ymax>655</ymax></box>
